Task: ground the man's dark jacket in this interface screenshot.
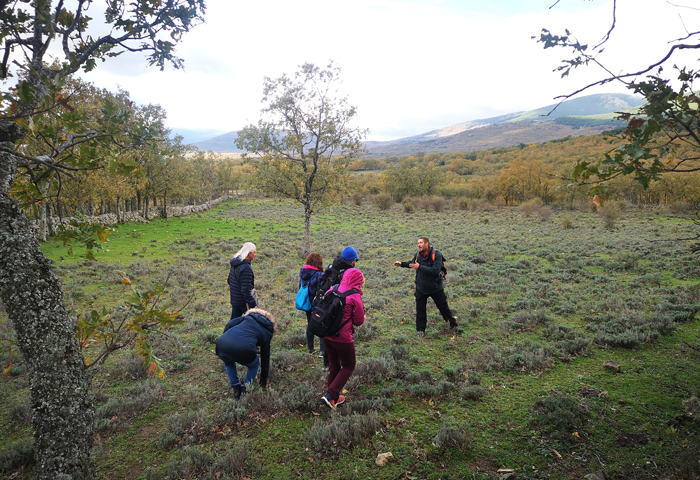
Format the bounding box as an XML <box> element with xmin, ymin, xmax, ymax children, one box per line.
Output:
<box><xmin>399</xmin><ymin>247</ymin><xmax>445</xmax><ymax>295</ymax></box>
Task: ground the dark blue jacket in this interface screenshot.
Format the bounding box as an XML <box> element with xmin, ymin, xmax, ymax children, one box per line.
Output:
<box><xmin>215</xmin><ymin>308</ymin><xmax>276</xmax><ymax>387</ymax></box>
<box><xmin>400</xmin><ymin>247</ymin><xmax>445</xmax><ymax>295</ymax></box>
<box><xmin>228</xmin><ymin>256</ymin><xmax>256</xmax><ymax>309</ymax></box>
<box><xmin>299</xmin><ymin>266</ymin><xmax>322</xmax><ymax>306</ymax></box>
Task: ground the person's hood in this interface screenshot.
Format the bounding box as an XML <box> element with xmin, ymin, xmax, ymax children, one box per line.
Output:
<box><xmin>331</xmin><ymin>255</ymin><xmax>354</xmax><ymax>271</ymax></box>
<box><xmin>230</xmin><ymin>256</ymin><xmax>249</xmax><ymax>268</ymax></box>
<box><xmin>339</xmin><ymin>268</ymin><xmax>364</xmax><ymax>294</ymax></box>
<box><xmin>244</xmin><ymin>308</ymin><xmax>277</xmax><ymax>334</ymax></box>
<box><xmin>300</xmin><ymin>265</ymin><xmax>321</xmax><ymax>281</ymax></box>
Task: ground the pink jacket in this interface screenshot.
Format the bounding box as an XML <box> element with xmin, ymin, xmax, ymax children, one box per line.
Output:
<box><xmin>326</xmin><ymin>268</ymin><xmax>365</xmax><ymax>343</ymax></box>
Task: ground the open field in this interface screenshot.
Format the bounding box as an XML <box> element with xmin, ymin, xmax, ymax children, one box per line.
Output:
<box><xmin>2</xmin><ymin>198</ymin><xmax>700</xmax><ymax>480</ymax></box>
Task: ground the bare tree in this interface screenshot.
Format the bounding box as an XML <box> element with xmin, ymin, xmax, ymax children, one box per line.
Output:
<box><xmin>236</xmin><ymin>62</ymin><xmax>367</xmax><ymax>253</ymax></box>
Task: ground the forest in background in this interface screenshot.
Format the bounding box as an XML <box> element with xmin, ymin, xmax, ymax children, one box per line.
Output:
<box><xmin>347</xmin><ymin>131</ymin><xmax>700</xmax><ymax>208</ymax></box>
<box><xmin>22</xmin><ymin>124</ymin><xmax>700</xmax><ymax>238</ymax></box>
<box><xmin>14</xmin><ymin>77</ymin><xmax>697</xmax><ymax>235</ymax></box>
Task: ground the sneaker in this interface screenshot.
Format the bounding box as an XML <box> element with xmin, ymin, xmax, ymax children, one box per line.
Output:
<box><xmin>416</xmin><ymin>331</ymin><xmax>425</xmax><ymax>337</ymax></box>
<box><xmin>450</xmin><ymin>326</ymin><xmax>464</xmax><ymax>334</ymax></box>
<box><xmin>336</xmin><ymin>395</ymin><xmax>345</xmax><ymax>406</ymax></box>
<box><xmin>318</xmin><ymin>351</ymin><xmax>324</xmax><ymax>358</ymax></box>
<box><xmin>321</xmin><ymin>393</ymin><xmax>336</xmax><ymax>409</ymax></box>
<box><xmin>308</xmin><ymin>349</ymin><xmax>316</xmax><ymax>355</ymax></box>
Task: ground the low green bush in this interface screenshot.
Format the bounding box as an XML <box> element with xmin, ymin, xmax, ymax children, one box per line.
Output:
<box><xmin>460</xmin><ymin>385</ymin><xmax>486</xmax><ymax>401</ymax></box>
<box><xmin>530</xmin><ymin>393</ymin><xmax>589</xmax><ymax>442</ymax></box>
<box><xmin>352</xmin><ymin>356</ymin><xmax>395</xmax><ymax>385</ymax></box>
<box><xmin>306</xmin><ymin>412</ymin><xmax>380</xmax><ymax>453</ymax></box>
<box><xmin>0</xmin><ymin>439</ymin><xmax>35</xmax><ymax>472</ymax></box>
<box><xmin>431</xmin><ymin>417</ymin><xmax>472</xmax><ymax>451</ymax></box>
<box><xmin>504</xmin><ymin>340</ymin><xmax>555</xmax><ymax>371</ymax></box>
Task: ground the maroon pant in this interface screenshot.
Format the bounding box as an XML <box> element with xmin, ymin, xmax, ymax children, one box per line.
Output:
<box><xmin>322</xmin><ymin>338</ymin><xmax>355</xmax><ymax>401</ymax></box>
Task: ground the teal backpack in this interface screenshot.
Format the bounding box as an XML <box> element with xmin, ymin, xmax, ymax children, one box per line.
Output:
<box><xmin>295</xmin><ymin>278</ymin><xmax>313</xmax><ymax>311</ymax></box>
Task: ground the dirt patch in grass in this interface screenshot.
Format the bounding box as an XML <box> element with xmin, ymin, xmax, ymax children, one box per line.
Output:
<box><xmin>614</xmin><ymin>432</ymin><xmax>650</xmax><ymax>447</ymax></box>
<box><xmin>466</xmin><ymin>455</ymin><xmax>499</xmax><ymax>473</ymax></box>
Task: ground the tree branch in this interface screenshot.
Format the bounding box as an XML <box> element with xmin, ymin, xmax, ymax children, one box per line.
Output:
<box><xmin>592</xmin><ymin>0</ymin><xmax>617</xmax><ymax>50</ymax></box>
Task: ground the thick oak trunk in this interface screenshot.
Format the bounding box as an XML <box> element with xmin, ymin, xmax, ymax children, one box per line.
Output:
<box><xmin>0</xmin><ymin>134</ymin><xmax>95</xmax><ymax>480</ymax></box>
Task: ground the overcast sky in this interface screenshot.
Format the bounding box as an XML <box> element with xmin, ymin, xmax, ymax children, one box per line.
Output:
<box><xmin>80</xmin><ymin>0</ymin><xmax>699</xmax><ymax>141</ymax></box>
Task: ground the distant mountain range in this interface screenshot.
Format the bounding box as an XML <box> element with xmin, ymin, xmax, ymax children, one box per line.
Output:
<box><xmin>169</xmin><ymin>128</ymin><xmax>228</xmax><ymax>145</ymax></box>
<box><xmin>183</xmin><ymin>93</ymin><xmax>645</xmax><ymax>157</ymax></box>
<box><xmin>190</xmin><ymin>131</ymin><xmax>246</xmax><ymax>153</ymax></box>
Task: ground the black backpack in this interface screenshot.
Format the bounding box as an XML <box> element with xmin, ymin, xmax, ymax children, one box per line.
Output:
<box><xmin>313</xmin><ymin>265</ymin><xmax>347</xmax><ymax>306</ymax></box>
<box><xmin>308</xmin><ymin>285</ymin><xmax>358</xmax><ymax>338</ymax></box>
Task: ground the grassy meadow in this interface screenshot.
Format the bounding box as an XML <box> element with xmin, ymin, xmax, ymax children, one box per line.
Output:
<box><xmin>2</xmin><ymin>198</ymin><xmax>700</xmax><ymax>480</ymax></box>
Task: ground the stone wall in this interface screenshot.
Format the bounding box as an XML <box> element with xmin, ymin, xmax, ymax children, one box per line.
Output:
<box><xmin>31</xmin><ymin>194</ymin><xmax>237</xmax><ymax>237</ymax></box>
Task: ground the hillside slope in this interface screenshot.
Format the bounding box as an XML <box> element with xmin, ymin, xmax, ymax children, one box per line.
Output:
<box><xmin>364</xmin><ymin>119</ymin><xmax>620</xmax><ymax>157</ymax></box>
<box><xmin>192</xmin><ymin>93</ymin><xmax>644</xmax><ymax>155</ymax></box>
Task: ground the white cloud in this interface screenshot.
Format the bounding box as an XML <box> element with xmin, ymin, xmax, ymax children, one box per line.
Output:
<box><xmin>74</xmin><ymin>0</ymin><xmax>698</xmax><ymax>141</ymax></box>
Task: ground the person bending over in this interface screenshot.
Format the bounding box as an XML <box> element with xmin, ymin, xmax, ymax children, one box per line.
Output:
<box><xmin>216</xmin><ymin>307</ymin><xmax>276</xmax><ymax>399</ymax></box>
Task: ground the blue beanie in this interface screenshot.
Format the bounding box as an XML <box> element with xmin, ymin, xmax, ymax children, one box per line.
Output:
<box><xmin>341</xmin><ymin>246</ymin><xmax>358</xmax><ymax>262</ymax></box>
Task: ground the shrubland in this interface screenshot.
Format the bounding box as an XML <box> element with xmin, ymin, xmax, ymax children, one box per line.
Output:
<box><xmin>2</xmin><ymin>198</ymin><xmax>699</xmax><ymax>479</ymax></box>
<box><xmin>349</xmin><ymin>133</ymin><xmax>700</xmax><ymax>208</ymax></box>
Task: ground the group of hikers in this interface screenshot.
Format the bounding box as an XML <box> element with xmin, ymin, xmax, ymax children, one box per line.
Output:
<box><xmin>215</xmin><ymin>237</ymin><xmax>461</xmax><ymax>409</ymax></box>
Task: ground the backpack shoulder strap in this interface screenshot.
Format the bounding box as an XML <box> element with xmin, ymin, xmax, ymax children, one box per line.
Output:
<box><xmin>332</xmin><ymin>287</ymin><xmax>358</xmax><ymax>335</ymax></box>
<box><xmin>336</xmin><ymin>288</ymin><xmax>358</xmax><ymax>298</ymax></box>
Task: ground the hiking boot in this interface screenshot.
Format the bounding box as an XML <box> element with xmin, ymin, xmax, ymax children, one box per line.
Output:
<box><xmin>416</xmin><ymin>331</ymin><xmax>425</xmax><ymax>337</ymax></box>
<box><xmin>450</xmin><ymin>326</ymin><xmax>464</xmax><ymax>334</ymax></box>
<box><xmin>336</xmin><ymin>395</ymin><xmax>346</xmax><ymax>406</ymax></box>
<box><xmin>233</xmin><ymin>384</ymin><xmax>242</xmax><ymax>400</ymax></box>
<box><xmin>321</xmin><ymin>392</ymin><xmax>337</xmax><ymax>409</ymax></box>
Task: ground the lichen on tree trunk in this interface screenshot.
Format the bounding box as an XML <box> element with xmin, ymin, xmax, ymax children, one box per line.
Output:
<box><xmin>0</xmin><ymin>137</ymin><xmax>96</xmax><ymax>479</ymax></box>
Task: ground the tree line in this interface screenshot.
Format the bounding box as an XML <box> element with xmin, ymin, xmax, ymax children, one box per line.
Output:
<box><xmin>11</xmin><ymin>77</ymin><xmax>253</xmax><ymax>243</ymax></box>
<box><xmin>347</xmin><ymin>134</ymin><xmax>700</xmax><ymax>208</ymax></box>
<box><xmin>20</xmin><ymin>110</ymin><xmax>700</xmax><ymax>240</ymax></box>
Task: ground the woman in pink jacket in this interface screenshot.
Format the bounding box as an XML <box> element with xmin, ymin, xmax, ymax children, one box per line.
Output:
<box><xmin>321</xmin><ymin>267</ymin><xmax>365</xmax><ymax>409</ymax></box>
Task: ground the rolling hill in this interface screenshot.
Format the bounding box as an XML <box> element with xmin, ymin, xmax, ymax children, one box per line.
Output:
<box><xmin>189</xmin><ymin>93</ymin><xmax>645</xmax><ymax>156</ymax></box>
